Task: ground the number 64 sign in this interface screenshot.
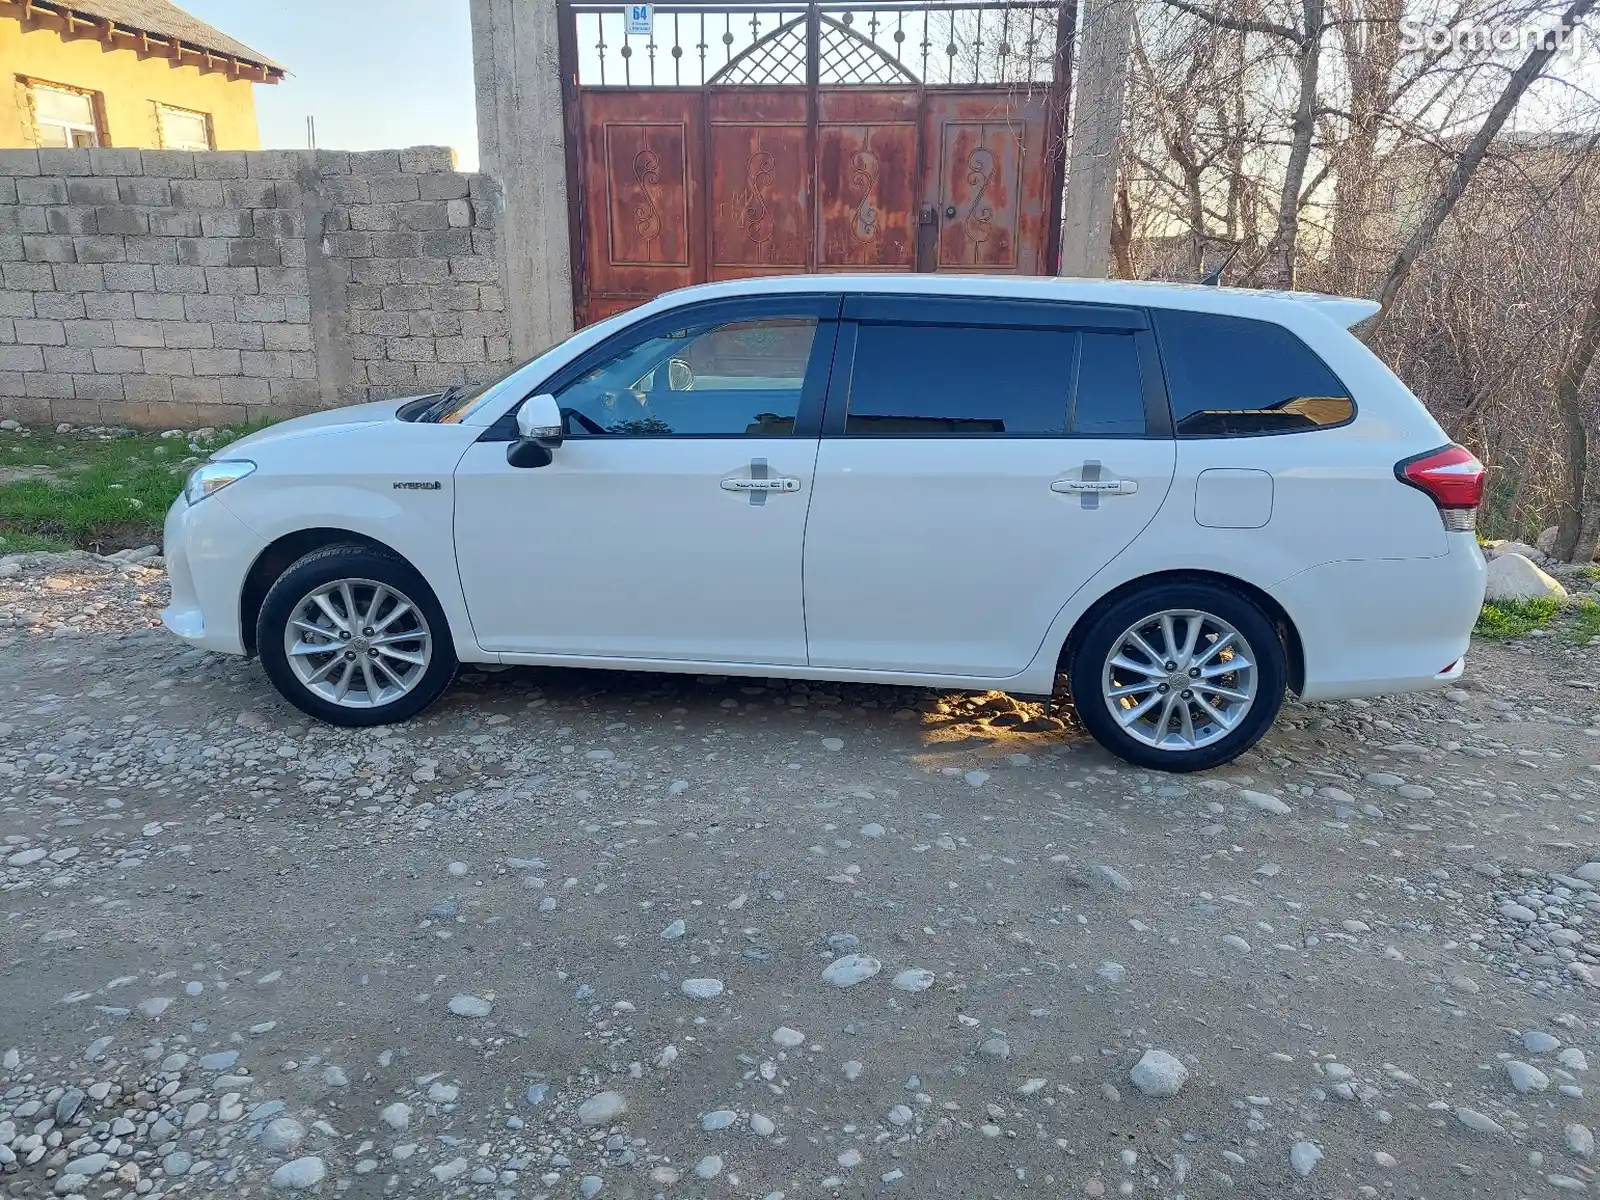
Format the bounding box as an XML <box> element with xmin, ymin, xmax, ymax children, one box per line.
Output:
<box><xmin>625</xmin><ymin>3</ymin><xmax>653</xmax><ymax>35</ymax></box>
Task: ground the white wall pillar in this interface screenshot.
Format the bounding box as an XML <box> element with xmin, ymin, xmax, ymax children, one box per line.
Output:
<box><xmin>471</xmin><ymin>0</ymin><xmax>576</xmax><ymax>358</ymax></box>
<box><xmin>1058</xmin><ymin>0</ymin><xmax>1134</xmax><ymax>279</ymax></box>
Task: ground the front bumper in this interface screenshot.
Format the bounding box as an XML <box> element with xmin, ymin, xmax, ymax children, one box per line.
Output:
<box><xmin>160</xmin><ymin>493</ymin><xmax>265</xmax><ymax>655</ymax></box>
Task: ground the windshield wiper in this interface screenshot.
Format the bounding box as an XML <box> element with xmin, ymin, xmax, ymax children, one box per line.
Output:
<box><xmin>419</xmin><ymin>385</ymin><xmax>466</xmax><ymax>423</ymax></box>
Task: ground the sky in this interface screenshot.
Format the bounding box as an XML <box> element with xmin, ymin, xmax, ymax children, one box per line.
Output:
<box><xmin>183</xmin><ymin>0</ymin><xmax>482</xmax><ymax>169</ymax></box>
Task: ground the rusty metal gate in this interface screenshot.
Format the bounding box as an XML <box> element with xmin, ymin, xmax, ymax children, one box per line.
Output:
<box><xmin>559</xmin><ymin>0</ymin><xmax>1076</xmax><ymax>324</ymax></box>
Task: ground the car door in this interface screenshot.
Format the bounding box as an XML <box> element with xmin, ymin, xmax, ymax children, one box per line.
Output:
<box><xmin>453</xmin><ymin>294</ymin><xmax>840</xmax><ymax>664</ymax></box>
<box><xmin>802</xmin><ymin>294</ymin><xmax>1176</xmax><ymax>678</ymax></box>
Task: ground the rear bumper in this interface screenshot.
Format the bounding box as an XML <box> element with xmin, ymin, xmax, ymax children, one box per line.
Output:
<box><xmin>160</xmin><ymin>494</ymin><xmax>263</xmax><ymax>655</ymax></box>
<box><xmin>1272</xmin><ymin>534</ymin><xmax>1485</xmax><ymax>702</ymax></box>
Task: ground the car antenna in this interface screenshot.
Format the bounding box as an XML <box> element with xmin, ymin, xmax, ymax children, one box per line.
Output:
<box><xmin>1200</xmin><ymin>245</ymin><xmax>1241</xmax><ymax>287</ymax></box>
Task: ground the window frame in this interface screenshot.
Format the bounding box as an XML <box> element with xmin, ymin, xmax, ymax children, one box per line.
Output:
<box><xmin>821</xmin><ymin>296</ymin><xmax>1172</xmax><ymax>440</ymax></box>
<box><xmin>1148</xmin><ymin>307</ymin><xmax>1358</xmax><ymax>439</ymax></box>
<box><xmin>479</xmin><ymin>293</ymin><xmax>844</xmax><ymax>442</ymax></box>
<box><xmin>156</xmin><ymin>103</ymin><xmax>213</xmax><ymax>151</ymax></box>
<box><xmin>27</xmin><ymin>81</ymin><xmax>103</xmax><ymax>149</ymax></box>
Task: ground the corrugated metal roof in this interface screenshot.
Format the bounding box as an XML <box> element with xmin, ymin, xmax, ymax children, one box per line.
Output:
<box><xmin>27</xmin><ymin>0</ymin><xmax>284</xmax><ymax>72</ymax></box>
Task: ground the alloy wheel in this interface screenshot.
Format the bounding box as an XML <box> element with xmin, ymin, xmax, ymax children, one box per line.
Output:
<box><xmin>282</xmin><ymin>578</ymin><xmax>433</xmax><ymax>709</ymax></box>
<box><xmin>1100</xmin><ymin>608</ymin><xmax>1258</xmax><ymax>751</ymax></box>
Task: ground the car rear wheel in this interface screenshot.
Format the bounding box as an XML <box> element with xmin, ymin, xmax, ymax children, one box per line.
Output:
<box><xmin>256</xmin><ymin>544</ymin><xmax>457</xmax><ymax>726</ymax></box>
<box><xmin>1069</xmin><ymin>581</ymin><xmax>1285</xmax><ymax>772</ymax></box>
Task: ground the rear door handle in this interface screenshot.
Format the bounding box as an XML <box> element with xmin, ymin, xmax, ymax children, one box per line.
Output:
<box><xmin>721</xmin><ymin>477</ymin><xmax>801</xmax><ymax>493</ymax></box>
<box><xmin>1052</xmin><ymin>478</ymin><xmax>1137</xmax><ymax>496</ymax></box>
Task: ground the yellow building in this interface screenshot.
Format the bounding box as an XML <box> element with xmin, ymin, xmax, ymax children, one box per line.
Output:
<box><xmin>0</xmin><ymin>0</ymin><xmax>283</xmax><ymax>152</ymax></box>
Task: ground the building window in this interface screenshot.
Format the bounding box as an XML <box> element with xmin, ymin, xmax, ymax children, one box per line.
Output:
<box><xmin>157</xmin><ymin>104</ymin><xmax>213</xmax><ymax>151</ymax></box>
<box><xmin>31</xmin><ymin>84</ymin><xmax>101</xmax><ymax>148</ymax></box>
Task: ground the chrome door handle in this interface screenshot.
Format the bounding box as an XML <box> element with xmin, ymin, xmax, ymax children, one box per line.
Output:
<box><xmin>721</xmin><ymin>477</ymin><xmax>801</xmax><ymax>493</ymax></box>
<box><xmin>1052</xmin><ymin>478</ymin><xmax>1137</xmax><ymax>495</ymax></box>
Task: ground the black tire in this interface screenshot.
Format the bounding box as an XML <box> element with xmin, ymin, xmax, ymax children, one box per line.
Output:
<box><xmin>1068</xmin><ymin>580</ymin><xmax>1285</xmax><ymax>773</ymax></box>
<box><xmin>256</xmin><ymin>543</ymin><xmax>457</xmax><ymax>727</ymax></box>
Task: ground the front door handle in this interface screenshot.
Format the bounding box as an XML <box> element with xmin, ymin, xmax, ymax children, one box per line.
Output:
<box><xmin>721</xmin><ymin>477</ymin><xmax>801</xmax><ymax>493</ymax></box>
<box><xmin>1052</xmin><ymin>478</ymin><xmax>1137</xmax><ymax>496</ymax></box>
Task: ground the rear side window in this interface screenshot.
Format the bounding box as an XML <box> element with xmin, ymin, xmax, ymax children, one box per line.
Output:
<box><xmin>1153</xmin><ymin>310</ymin><xmax>1354</xmax><ymax>437</ymax></box>
<box><xmin>844</xmin><ymin>323</ymin><xmax>1146</xmax><ymax>436</ymax></box>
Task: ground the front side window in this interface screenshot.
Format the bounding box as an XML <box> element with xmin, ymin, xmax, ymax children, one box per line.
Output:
<box><xmin>844</xmin><ymin>323</ymin><xmax>1146</xmax><ymax>437</ymax></box>
<box><xmin>158</xmin><ymin>104</ymin><xmax>212</xmax><ymax>151</ymax></box>
<box><xmin>555</xmin><ymin>316</ymin><xmax>818</xmax><ymax>437</ymax></box>
<box><xmin>1153</xmin><ymin>310</ymin><xmax>1354</xmax><ymax>437</ymax></box>
<box><xmin>31</xmin><ymin>84</ymin><xmax>100</xmax><ymax>148</ymax></box>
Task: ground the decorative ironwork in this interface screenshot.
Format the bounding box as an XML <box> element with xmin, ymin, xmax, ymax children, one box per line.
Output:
<box><xmin>570</xmin><ymin>2</ymin><xmax>1065</xmax><ymax>88</ymax></box>
<box><xmin>850</xmin><ymin>149</ymin><xmax>880</xmax><ymax>241</ymax></box>
<box><xmin>633</xmin><ymin>148</ymin><xmax>663</xmax><ymax>253</ymax></box>
<box><xmin>735</xmin><ymin>150</ymin><xmax>777</xmax><ymax>248</ymax></box>
<box><xmin>964</xmin><ymin>146</ymin><xmax>995</xmax><ymax>244</ymax></box>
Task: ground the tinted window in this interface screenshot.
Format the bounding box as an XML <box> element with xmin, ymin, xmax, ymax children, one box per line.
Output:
<box><xmin>845</xmin><ymin>324</ymin><xmax>1147</xmax><ymax>437</ymax></box>
<box><xmin>555</xmin><ymin>316</ymin><xmax>817</xmax><ymax>436</ymax></box>
<box><xmin>1153</xmin><ymin>310</ymin><xmax>1353</xmax><ymax>437</ymax></box>
<box><xmin>1072</xmin><ymin>332</ymin><xmax>1146</xmax><ymax>436</ymax></box>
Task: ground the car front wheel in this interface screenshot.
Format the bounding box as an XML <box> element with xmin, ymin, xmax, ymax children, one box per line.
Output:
<box><xmin>1069</xmin><ymin>581</ymin><xmax>1285</xmax><ymax>772</ymax></box>
<box><xmin>256</xmin><ymin>544</ymin><xmax>457</xmax><ymax>726</ymax></box>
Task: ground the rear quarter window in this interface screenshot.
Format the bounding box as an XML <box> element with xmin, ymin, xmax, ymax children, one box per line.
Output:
<box><xmin>1153</xmin><ymin>310</ymin><xmax>1354</xmax><ymax>437</ymax></box>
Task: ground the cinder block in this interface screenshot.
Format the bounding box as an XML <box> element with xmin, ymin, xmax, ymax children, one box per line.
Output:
<box><xmin>314</xmin><ymin>150</ymin><xmax>352</xmax><ymax>176</ymax></box>
<box><xmin>123</xmin><ymin>236</ymin><xmax>178</xmax><ymax>265</ymax></box>
<box><xmin>191</xmin><ymin>347</ymin><xmax>242</xmax><ymax>375</ymax></box>
<box><xmin>283</xmin><ymin>297</ymin><xmax>311</xmax><ymax>323</ymax></box>
<box><xmin>212</xmin><ymin>322</ymin><xmax>264</xmax><ymax>350</ymax></box>
<box><xmin>38</xmin><ymin>149</ymin><xmax>92</xmax><ymax>177</ymax></box>
<box><xmin>420</xmin><ymin>229</ymin><xmax>472</xmax><ymax>257</ymax></box>
<box><xmin>0</xmin><ymin>179</ymin><xmax>13</xmax><ymax>205</ymax></box>
<box><xmin>32</xmin><ymin>292</ymin><xmax>85</xmax><ymax>320</ymax></box>
<box><xmin>221</xmin><ymin>376</ymin><xmax>271</xmax><ymax>404</ymax></box>
<box><xmin>140</xmin><ymin>150</ymin><xmax>196</xmax><ymax>179</ymax></box>
<box><xmin>347</xmin><ymin>334</ymin><xmax>381</xmax><ymax>359</ymax></box>
<box><xmin>0</xmin><ymin>149</ymin><xmax>42</xmax><ymax>176</ymax></box>
<box><xmin>73</xmin><ymin>236</ymin><xmax>127</xmax><ymax>264</ymax></box>
<box><xmin>447</xmin><ymin>199</ymin><xmax>472</xmax><ymax>228</ymax></box>
<box><xmin>65</xmin><ymin>177</ymin><xmax>118</xmax><ymax>205</ymax></box>
<box><xmin>111</xmin><ymin>320</ymin><xmax>165</xmax><ymax>348</ymax></box>
<box><xmin>177</xmin><ymin>238</ymin><xmax>231</xmax><ymax>267</ymax></box>
<box><xmin>414</xmin><ymin>362</ymin><xmax>468</xmax><ymax>389</ymax></box>
<box><xmin>88</xmin><ymin>149</ymin><xmax>142</xmax><ymax>177</ymax></box>
<box><xmin>348</xmin><ymin>204</ymin><xmax>397</xmax><ymax>232</ymax></box>
<box><xmin>83</xmin><ymin>292</ymin><xmax>134</xmax><ymax>320</ymax></box>
<box><xmin>47</xmin><ymin>397</ymin><xmax>105</xmax><ymax>422</ymax></box>
<box><xmin>0</xmin><ymin>345</ymin><xmax>46</xmax><ymax>371</ymax></box>
<box><xmin>366</xmin><ymin>359</ymin><xmax>417</xmax><ymax>386</ymax></box>
<box><xmin>101</xmin><ymin>263</ymin><xmax>155</xmax><ymax>290</ymax></box>
<box><xmin>355</xmin><ymin>308</ymin><xmax>410</xmax><ymax>336</ymax></box>
<box><xmin>17</xmin><ymin>177</ymin><xmax>67</xmax><ymax>205</ymax></box>
<box><xmin>460</xmin><ymin>311</ymin><xmax>509</xmax><ymax>337</ymax></box>
<box><xmin>2</xmin><ymin>262</ymin><xmax>55</xmax><ymax>290</ymax></box>
<box><xmin>322</xmin><ymin>177</ymin><xmax>371</xmax><ymax>205</ymax></box>
<box><xmin>172</xmin><ymin>377</ymin><xmax>222</xmax><ymax>404</ymax></box>
<box><xmin>434</xmin><ymin>283</ymin><xmax>481</xmax><ymax>311</ymax></box>
<box><xmin>132</xmin><ymin>293</ymin><xmax>184</xmax><ymax>320</ymax></box>
<box><xmin>262</xmin><ymin>324</ymin><xmax>312</xmax><ymax>352</ymax></box>
<box><xmin>94</xmin><ymin>207</ymin><xmax>149</xmax><ymax>236</ymax></box>
<box><xmin>51</xmin><ymin>262</ymin><xmax>104</xmax><ymax>290</ymax></box>
<box><xmin>234</xmin><ymin>296</ymin><xmax>286</xmax><ymax>322</ymax></box>
<box><xmin>194</xmin><ymin>153</ymin><xmax>249</xmax><ymax>180</ymax></box>
<box><xmin>369</xmin><ymin>231</ymin><xmax>421</xmax><ymax>258</ymax></box>
<box><xmin>170</xmin><ymin>179</ymin><xmax>223</xmax><ymax>207</ymax></box>
<box><xmin>228</xmin><ymin>239</ymin><xmax>281</xmax><ymax>268</ymax></box>
<box><xmin>149</xmin><ymin>208</ymin><xmax>203</xmax><ymax>237</ymax></box>
<box><xmin>398</xmin><ymin>258</ymin><xmax>449</xmax><ymax>285</ymax></box>
<box><xmin>64</xmin><ymin>319</ymin><xmax>113</xmax><ymax>347</ymax></box>
<box><xmin>410</xmin><ymin>310</ymin><xmax>460</xmax><ymax>337</ymax></box>
<box><xmin>278</xmin><ymin>240</ymin><xmax>307</xmax><ymax>268</ymax></box>
<box><xmin>0</xmin><ymin>394</ymin><xmax>52</xmax><ymax>422</ymax></box>
<box><xmin>45</xmin><ymin>206</ymin><xmax>97</xmax><ymax>235</ymax></box>
<box><xmin>399</xmin><ymin>201</ymin><xmax>451</xmax><ymax>231</ymax></box>
<box><xmin>185</xmin><ymin>295</ymin><xmax>235</xmax><ymax>322</ymax></box>
<box><xmin>350</xmin><ymin>150</ymin><xmax>402</xmax><ymax>177</ymax></box>
<box><xmin>91</xmin><ymin>346</ymin><xmax>142</xmax><ymax>373</ymax></box>
<box><xmin>224</xmin><ymin>179</ymin><xmax>278</xmax><ymax>209</ymax></box>
<box><xmin>142</xmin><ymin>348</ymin><xmax>193</xmax><ymax>376</ymax></box>
<box><xmin>378</xmin><ymin>284</ymin><xmax>431</xmax><ymax>311</ymax></box>
<box><xmin>369</xmin><ymin>175</ymin><xmax>420</xmax><ymax>204</ymax></box>
<box><xmin>204</xmin><ymin>266</ymin><xmax>259</xmax><ymax>296</ymax></box>
<box><xmin>241</xmin><ymin>350</ymin><xmax>294</xmax><ymax>378</ymax></box>
<box><xmin>252</xmin><ymin>208</ymin><xmax>304</xmax><ymax>239</ymax></box>
<box><xmin>72</xmin><ymin>373</ymin><xmax>123</xmax><ymax>401</ymax></box>
<box><xmin>117</xmin><ymin>177</ymin><xmax>172</xmax><ymax>206</ymax></box>
<box><xmin>0</xmin><ymin>292</ymin><xmax>33</xmax><ymax>318</ymax></box>
<box><xmin>10</xmin><ymin>206</ymin><xmax>46</xmax><ymax>234</ymax></box>
<box><xmin>22</xmin><ymin>371</ymin><xmax>75</xmax><ymax>398</ymax></box>
<box><xmin>387</xmin><ymin>336</ymin><xmax>435</xmax><ymax>361</ymax></box>
<box><xmin>23</xmin><ymin>235</ymin><xmax>77</xmax><ymax>263</ymax></box>
<box><xmin>257</xmin><ymin>267</ymin><xmax>308</xmax><ymax>296</ymax></box>
<box><xmin>162</xmin><ymin>321</ymin><xmax>214</xmax><ymax>349</ymax></box>
<box><xmin>268</xmin><ymin>378</ymin><xmax>321</xmax><ymax>404</ymax></box>
<box><xmin>200</xmin><ymin>210</ymin><xmax>253</xmax><ymax>238</ymax></box>
<box><xmin>419</xmin><ymin>173</ymin><xmax>470</xmax><ymax>201</ymax></box>
<box><xmin>123</xmin><ymin>373</ymin><xmax>174</xmax><ymax>402</ymax></box>
<box><xmin>14</xmin><ymin>318</ymin><xmax>66</xmax><ymax>345</ymax></box>
<box><xmin>325</xmin><ymin>232</ymin><xmax>373</xmax><ymax>258</ymax></box>
<box><xmin>95</xmin><ymin>399</ymin><xmax>149</xmax><ymax>424</ymax></box>
<box><xmin>245</xmin><ymin>150</ymin><xmax>303</xmax><ymax>180</ymax></box>
<box><xmin>289</xmin><ymin>351</ymin><xmax>316</xmax><ymax>379</ymax></box>
<box><xmin>400</xmin><ymin>146</ymin><xmax>456</xmax><ymax>173</ymax></box>
<box><xmin>43</xmin><ymin>345</ymin><xmax>93</xmax><ymax>373</ymax></box>
<box><xmin>155</xmin><ymin>265</ymin><xmax>207</xmax><ymax>293</ymax></box>
<box><xmin>449</xmin><ymin>256</ymin><xmax>499</xmax><ymax>283</ymax></box>
<box><xmin>349</xmin><ymin>259</ymin><xmax>400</xmax><ymax>287</ymax></box>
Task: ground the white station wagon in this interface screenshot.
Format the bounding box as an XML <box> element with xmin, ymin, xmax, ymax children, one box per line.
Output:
<box><xmin>162</xmin><ymin>275</ymin><xmax>1486</xmax><ymax>771</ymax></box>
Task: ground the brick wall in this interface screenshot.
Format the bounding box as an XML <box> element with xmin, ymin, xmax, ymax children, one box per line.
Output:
<box><xmin>0</xmin><ymin>146</ymin><xmax>511</xmax><ymax>428</ymax></box>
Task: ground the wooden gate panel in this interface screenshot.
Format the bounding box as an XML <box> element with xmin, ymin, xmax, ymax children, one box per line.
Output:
<box><xmin>579</xmin><ymin>91</ymin><xmax>703</xmax><ymax>319</ymax></box>
<box><xmin>708</xmin><ymin>90</ymin><xmax>809</xmax><ymax>276</ymax></box>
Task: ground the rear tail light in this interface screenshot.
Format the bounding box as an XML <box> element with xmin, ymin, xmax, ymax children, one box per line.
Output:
<box><xmin>1396</xmin><ymin>444</ymin><xmax>1485</xmax><ymax>531</ymax></box>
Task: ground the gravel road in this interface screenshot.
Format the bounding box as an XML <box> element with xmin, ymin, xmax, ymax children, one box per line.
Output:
<box><xmin>1</xmin><ymin>553</ymin><xmax>1597</xmax><ymax>1199</ymax></box>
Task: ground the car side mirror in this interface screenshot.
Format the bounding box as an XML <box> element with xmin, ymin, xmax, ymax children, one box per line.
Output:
<box><xmin>508</xmin><ymin>393</ymin><xmax>562</xmax><ymax>469</ymax></box>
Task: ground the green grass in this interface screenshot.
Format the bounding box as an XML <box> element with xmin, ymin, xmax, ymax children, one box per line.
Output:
<box><xmin>1565</xmin><ymin>597</ymin><xmax>1600</xmax><ymax>642</ymax></box>
<box><xmin>1474</xmin><ymin>596</ymin><xmax>1563</xmax><ymax>639</ymax></box>
<box><xmin>0</xmin><ymin>424</ymin><xmax>266</xmax><ymax>555</ymax></box>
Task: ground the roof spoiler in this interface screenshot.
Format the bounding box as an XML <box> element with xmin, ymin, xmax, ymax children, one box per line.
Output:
<box><xmin>1301</xmin><ymin>296</ymin><xmax>1381</xmax><ymax>329</ymax></box>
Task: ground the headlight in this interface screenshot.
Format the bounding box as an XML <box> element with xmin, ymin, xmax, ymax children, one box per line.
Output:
<box><xmin>184</xmin><ymin>460</ymin><xmax>256</xmax><ymax>505</ymax></box>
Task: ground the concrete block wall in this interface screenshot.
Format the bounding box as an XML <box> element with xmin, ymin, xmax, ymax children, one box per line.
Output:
<box><xmin>0</xmin><ymin>146</ymin><xmax>511</xmax><ymax>428</ymax></box>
